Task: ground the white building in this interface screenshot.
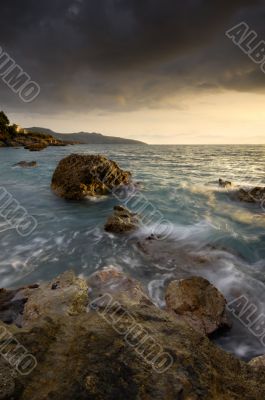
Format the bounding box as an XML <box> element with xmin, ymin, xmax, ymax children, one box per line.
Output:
<box><xmin>15</xmin><ymin>125</ymin><xmax>27</xmax><ymax>134</ymax></box>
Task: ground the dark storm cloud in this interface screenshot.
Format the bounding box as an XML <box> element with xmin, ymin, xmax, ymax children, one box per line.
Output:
<box><xmin>0</xmin><ymin>0</ymin><xmax>264</xmax><ymax>113</ymax></box>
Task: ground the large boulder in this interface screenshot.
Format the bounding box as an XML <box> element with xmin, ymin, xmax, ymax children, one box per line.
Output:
<box><xmin>105</xmin><ymin>205</ymin><xmax>140</xmax><ymax>234</ymax></box>
<box><xmin>51</xmin><ymin>154</ymin><xmax>132</xmax><ymax>200</ymax></box>
<box><xmin>0</xmin><ymin>270</ymin><xmax>264</xmax><ymax>399</ymax></box>
<box><xmin>165</xmin><ymin>277</ymin><xmax>231</xmax><ymax>336</ymax></box>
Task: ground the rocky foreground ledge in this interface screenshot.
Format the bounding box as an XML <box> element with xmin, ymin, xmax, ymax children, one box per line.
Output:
<box><xmin>0</xmin><ymin>267</ymin><xmax>265</xmax><ymax>400</ymax></box>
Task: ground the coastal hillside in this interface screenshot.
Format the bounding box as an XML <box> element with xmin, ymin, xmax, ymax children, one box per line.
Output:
<box><xmin>27</xmin><ymin>127</ymin><xmax>146</xmax><ymax>145</ymax></box>
<box><xmin>0</xmin><ymin>111</ymin><xmax>71</xmax><ymax>151</ymax></box>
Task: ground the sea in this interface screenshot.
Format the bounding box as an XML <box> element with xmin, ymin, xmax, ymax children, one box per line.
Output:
<box><xmin>0</xmin><ymin>144</ymin><xmax>265</xmax><ymax>361</ymax></box>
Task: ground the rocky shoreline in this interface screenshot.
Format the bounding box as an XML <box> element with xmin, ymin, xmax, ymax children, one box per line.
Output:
<box><xmin>0</xmin><ymin>112</ymin><xmax>76</xmax><ymax>151</ymax></box>
<box><xmin>0</xmin><ymin>267</ymin><xmax>265</xmax><ymax>399</ymax></box>
<box><xmin>0</xmin><ymin>131</ymin><xmax>74</xmax><ymax>151</ymax></box>
<box><xmin>1</xmin><ymin>155</ymin><xmax>265</xmax><ymax>399</ymax></box>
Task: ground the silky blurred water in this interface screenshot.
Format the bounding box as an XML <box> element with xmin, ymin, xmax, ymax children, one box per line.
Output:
<box><xmin>0</xmin><ymin>144</ymin><xmax>265</xmax><ymax>360</ymax></box>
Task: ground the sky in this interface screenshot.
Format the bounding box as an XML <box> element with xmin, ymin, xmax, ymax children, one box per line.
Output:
<box><xmin>0</xmin><ymin>0</ymin><xmax>265</xmax><ymax>144</ymax></box>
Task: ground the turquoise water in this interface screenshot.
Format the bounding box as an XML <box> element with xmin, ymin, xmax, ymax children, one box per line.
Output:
<box><xmin>0</xmin><ymin>144</ymin><xmax>265</xmax><ymax>360</ymax></box>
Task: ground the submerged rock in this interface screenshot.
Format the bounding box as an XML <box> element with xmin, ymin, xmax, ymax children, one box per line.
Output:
<box><xmin>14</xmin><ymin>161</ymin><xmax>37</xmax><ymax>168</ymax></box>
<box><xmin>0</xmin><ymin>270</ymin><xmax>265</xmax><ymax>399</ymax></box>
<box><xmin>51</xmin><ymin>154</ymin><xmax>132</xmax><ymax>200</ymax></box>
<box><xmin>105</xmin><ymin>205</ymin><xmax>140</xmax><ymax>234</ymax></box>
<box><xmin>165</xmin><ymin>277</ymin><xmax>231</xmax><ymax>336</ymax></box>
<box><xmin>236</xmin><ymin>187</ymin><xmax>265</xmax><ymax>203</ymax></box>
<box><xmin>137</xmin><ymin>236</ymin><xmax>213</xmax><ymax>272</ymax></box>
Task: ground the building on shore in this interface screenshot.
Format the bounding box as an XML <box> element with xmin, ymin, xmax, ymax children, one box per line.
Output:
<box><xmin>15</xmin><ymin>125</ymin><xmax>27</xmax><ymax>134</ymax></box>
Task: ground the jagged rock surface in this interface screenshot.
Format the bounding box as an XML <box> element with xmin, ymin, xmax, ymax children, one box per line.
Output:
<box><xmin>0</xmin><ymin>269</ymin><xmax>265</xmax><ymax>399</ymax></box>
<box><xmin>165</xmin><ymin>277</ymin><xmax>231</xmax><ymax>336</ymax></box>
<box><xmin>249</xmin><ymin>355</ymin><xmax>265</xmax><ymax>369</ymax></box>
<box><xmin>51</xmin><ymin>154</ymin><xmax>132</xmax><ymax>200</ymax></box>
<box><xmin>105</xmin><ymin>206</ymin><xmax>140</xmax><ymax>234</ymax></box>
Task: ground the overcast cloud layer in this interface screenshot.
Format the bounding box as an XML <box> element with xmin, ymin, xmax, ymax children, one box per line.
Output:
<box><xmin>0</xmin><ymin>0</ymin><xmax>264</xmax><ymax>114</ymax></box>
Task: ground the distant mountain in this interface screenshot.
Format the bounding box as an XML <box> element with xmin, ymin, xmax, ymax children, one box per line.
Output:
<box><xmin>27</xmin><ymin>127</ymin><xmax>146</xmax><ymax>145</ymax></box>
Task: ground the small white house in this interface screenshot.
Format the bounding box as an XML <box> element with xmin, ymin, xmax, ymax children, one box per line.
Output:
<box><xmin>15</xmin><ymin>125</ymin><xmax>27</xmax><ymax>134</ymax></box>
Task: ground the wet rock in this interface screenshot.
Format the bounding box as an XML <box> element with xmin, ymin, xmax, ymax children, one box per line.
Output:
<box><xmin>249</xmin><ymin>355</ymin><xmax>265</xmax><ymax>369</ymax></box>
<box><xmin>0</xmin><ymin>271</ymin><xmax>264</xmax><ymax>399</ymax></box>
<box><xmin>105</xmin><ymin>205</ymin><xmax>140</xmax><ymax>234</ymax></box>
<box><xmin>236</xmin><ymin>187</ymin><xmax>265</xmax><ymax>203</ymax></box>
<box><xmin>219</xmin><ymin>178</ymin><xmax>232</xmax><ymax>188</ymax></box>
<box><xmin>165</xmin><ymin>277</ymin><xmax>231</xmax><ymax>336</ymax></box>
<box><xmin>51</xmin><ymin>282</ymin><xmax>59</xmax><ymax>290</ymax></box>
<box><xmin>87</xmin><ymin>266</ymin><xmax>153</xmax><ymax>306</ymax></box>
<box><xmin>24</xmin><ymin>143</ymin><xmax>48</xmax><ymax>151</ymax></box>
<box><xmin>14</xmin><ymin>161</ymin><xmax>37</xmax><ymax>168</ymax></box>
<box><xmin>51</xmin><ymin>154</ymin><xmax>132</xmax><ymax>200</ymax></box>
<box><xmin>0</xmin><ymin>272</ymin><xmax>90</xmax><ymax>329</ymax></box>
<box><xmin>18</xmin><ymin>271</ymin><xmax>89</xmax><ymax>328</ymax></box>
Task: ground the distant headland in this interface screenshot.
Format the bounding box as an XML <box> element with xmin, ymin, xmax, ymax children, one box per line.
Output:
<box><xmin>0</xmin><ymin>110</ymin><xmax>146</xmax><ymax>151</ymax></box>
<box><xmin>27</xmin><ymin>127</ymin><xmax>146</xmax><ymax>145</ymax></box>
